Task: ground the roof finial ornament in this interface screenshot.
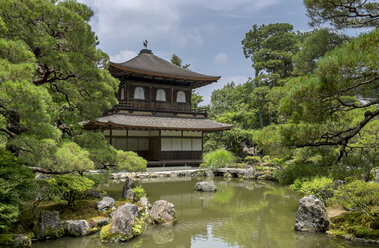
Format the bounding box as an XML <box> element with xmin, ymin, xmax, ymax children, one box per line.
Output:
<box><xmin>143</xmin><ymin>40</ymin><xmax>148</xmax><ymax>49</ymax></box>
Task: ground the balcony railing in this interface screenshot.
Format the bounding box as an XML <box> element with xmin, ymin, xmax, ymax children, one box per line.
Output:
<box><xmin>105</xmin><ymin>100</ymin><xmax>208</xmax><ymax>117</ymax></box>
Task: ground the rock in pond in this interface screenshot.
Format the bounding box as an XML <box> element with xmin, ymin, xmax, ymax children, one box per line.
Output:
<box><xmin>64</xmin><ymin>220</ymin><xmax>90</xmax><ymax>236</ymax></box>
<box><xmin>122</xmin><ymin>176</ymin><xmax>136</xmax><ymax>200</ymax></box>
<box><xmin>150</xmin><ymin>200</ymin><xmax>176</xmax><ymax>226</ymax></box>
<box><xmin>295</xmin><ymin>195</ymin><xmax>329</xmax><ymax>232</ymax></box>
<box><xmin>243</xmin><ymin>167</ymin><xmax>255</xmax><ymax>180</ymax></box>
<box><xmin>194</xmin><ymin>181</ymin><xmax>217</xmax><ymax>192</ymax></box>
<box><xmin>257</xmin><ymin>173</ymin><xmax>276</xmax><ymax>181</ymax></box>
<box><xmin>0</xmin><ymin>234</ymin><xmax>32</xmax><ymax>248</ymax></box>
<box><xmin>138</xmin><ymin>197</ymin><xmax>151</xmax><ymax>215</ymax></box>
<box><xmin>224</xmin><ymin>172</ymin><xmax>233</xmax><ymax>179</ymax></box>
<box><xmin>97</xmin><ymin>196</ymin><xmax>115</xmax><ymax>212</ymax></box>
<box><xmin>204</xmin><ymin>169</ymin><xmax>215</xmax><ymax>179</ymax></box>
<box><xmin>34</xmin><ymin>211</ymin><xmax>64</xmax><ymax>240</ymax></box>
<box><xmin>100</xmin><ymin>203</ymin><xmax>141</xmax><ymax>242</ymax></box>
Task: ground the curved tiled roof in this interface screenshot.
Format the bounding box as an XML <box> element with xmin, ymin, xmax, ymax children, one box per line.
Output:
<box><xmin>84</xmin><ymin>114</ymin><xmax>233</xmax><ymax>131</ymax></box>
<box><xmin>109</xmin><ymin>49</ymin><xmax>220</xmax><ymax>83</ymax></box>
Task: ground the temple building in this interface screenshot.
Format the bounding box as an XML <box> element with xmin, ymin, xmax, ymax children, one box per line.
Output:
<box><xmin>84</xmin><ymin>49</ymin><xmax>233</xmax><ymax>166</ymax></box>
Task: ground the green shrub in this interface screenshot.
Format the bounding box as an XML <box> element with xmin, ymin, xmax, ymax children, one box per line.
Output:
<box><xmin>116</xmin><ymin>151</ymin><xmax>147</xmax><ymax>172</ymax></box>
<box><xmin>275</xmin><ymin>162</ymin><xmax>326</xmax><ymax>185</ymax></box>
<box><xmin>202</xmin><ymin>149</ymin><xmax>237</xmax><ymax>169</ymax></box>
<box><xmin>0</xmin><ymin>149</ymin><xmax>35</xmax><ymax>231</ymax></box>
<box><xmin>289</xmin><ymin>177</ymin><xmax>310</xmax><ymax>191</ymax></box>
<box><xmin>262</xmin><ymin>156</ymin><xmax>271</xmax><ymax>162</ymax></box>
<box><xmin>132</xmin><ymin>186</ymin><xmax>146</xmax><ymax>201</ymax></box>
<box><xmin>48</xmin><ymin>174</ymin><xmax>95</xmax><ymax>207</ymax></box>
<box><xmin>244</xmin><ymin>156</ymin><xmax>261</xmax><ymax>164</ymax></box>
<box><xmin>332</xmin><ymin>180</ymin><xmax>379</xmax><ymax>212</ymax></box>
<box><xmin>297</xmin><ymin>177</ymin><xmax>334</xmax><ymax>204</ymax></box>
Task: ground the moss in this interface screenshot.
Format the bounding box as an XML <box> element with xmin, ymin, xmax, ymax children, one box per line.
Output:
<box><xmin>330</xmin><ymin>211</ymin><xmax>379</xmax><ymax>240</ymax></box>
<box><xmin>0</xmin><ymin>234</ymin><xmax>14</xmax><ymax>246</ymax></box>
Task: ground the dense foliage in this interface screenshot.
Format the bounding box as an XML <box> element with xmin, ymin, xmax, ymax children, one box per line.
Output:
<box><xmin>0</xmin><ymin>149</ymin><xmax>35</xmax><ymax>231</ymax></box>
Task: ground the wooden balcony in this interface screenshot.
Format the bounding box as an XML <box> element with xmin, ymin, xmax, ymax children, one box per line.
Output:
<box><xmin>105</xmin><ymin>99</ymin><xmax>208</xmax><ymax>117</ymax></box>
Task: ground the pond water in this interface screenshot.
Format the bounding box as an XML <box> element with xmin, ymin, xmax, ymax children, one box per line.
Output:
<box><xmin>33</xmin><ymin>178</ymin><xmax>375</xmax><ymax>248</ymax></box>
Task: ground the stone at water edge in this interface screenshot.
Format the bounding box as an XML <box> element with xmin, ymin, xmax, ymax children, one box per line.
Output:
<box><xmin>122</xmin><ymin>176</ymin><xmax>136</xmax><ymax>200</ymax></box>
<box><xmin>224</xmin><ymin>172</ymin><xmax>233</xmax><ymax>179</ymax></box>
<box><xmin>101</xmin><ymin>203</ymin><xmax>139</xmax><ymax>242</ymax></box>
<box><xmin>12</xmin><ymin>234</ymin><xmax>32</xmax><ymax>248</ymax></box>
<box><xmin>194</xmin><ymin>181</ymin><xmax>217</xmax><ymax>192</ymax></box>
<box><xmin>150</xmin><ymin>200</ymin><xmax>176</xmax><ymax>226</ymax></box>
<box><xmin>138</xmin><ymin>197</ymin><xmax>151</xmax><ymax>215</ymax></box>
<box><xmin>204</xmin><ymin>169</ymin><xmax>215</xmax><ymax>179</ymax></box>
<box><xmin>64</xmin><ymin>220</ymin><xmax>90</xmax><ymax>236</ymax></box>
<box><xmin>96</xmin><ymin>196</ymin><xmax>115</xmax><ymax>212</ymax></box>
<box><xmin>295</xmin><ymin>195</ymin><xmax>329</xmax><ymax>232</ymax></box>
<box><xmin>34</xmin><ymin>211</ymin><xmax>64</xmax><ymax>240</ymax></box>
<box><xmin>243</xmin><ymin>167</ymin><xmax>255</xmax><ymax>180</ymax></box>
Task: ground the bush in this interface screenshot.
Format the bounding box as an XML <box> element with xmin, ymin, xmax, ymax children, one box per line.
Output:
<box><xmin>244</xmin><ymin>156</ymin><xmax>261</xmax><ymax>164</ymax></box>
<box><xmin>332</xmin><ymin>180</ymin><xmax>379</xmax><ymax>212</ymax></box>
<box><xmin>48</xmin><ymin>174</ymin><xmax>95</xmax><ymax>207</ymax></box>
<box><xmin>132</xmin><ymin>186</ymin><xmax>146</xmax><ymax>201</ymax></box>
<box><xmin>0</xmin><ymin>149</ymin><xmax>35</xmax><ymax>231</ymax></box>
<box><xmin>275</xmin><ymin>162</ymin><xmax>326</xmax><ymax>185</ymax></box>
<box><xmin>116</xmin><ymin>151</ymin><xmax>147</xmax><ymax>172</ymax></box>
<box><xmin>296</xmin><ymin>177</ymin><xmax>334</xmax><ymax>204</ymax></box>
<box><xmin>202</xmin><ymin>149</ymin><xmax>237</xmax><ymax>169</ymax></box>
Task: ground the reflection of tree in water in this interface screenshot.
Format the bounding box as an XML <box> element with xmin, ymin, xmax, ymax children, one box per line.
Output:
<box><xmin>206</xmin><ymin>181</ymin><xmax>300</xmax><ymax>248</ymax></box>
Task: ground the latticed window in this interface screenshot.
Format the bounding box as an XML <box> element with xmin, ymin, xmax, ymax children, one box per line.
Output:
<box><xmin>156</xmin><ymin>89</ymin><xmax>166</xmax><ymax>101</ymax></box>
<box><xmin>134</xmin><ymin>87</ymin><xmax>145</xmax><ymax>99</ymax></box>
<box><xmin>176</xmin><ymin>91</ymin><xmax>186</xmax><ymax>103</ymax></box>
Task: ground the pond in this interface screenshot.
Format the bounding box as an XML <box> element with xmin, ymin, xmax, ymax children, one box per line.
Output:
<box><xmin>33</xmin><ymin>178</ymin><xmax>374</xmax><ymax>248</ymax></box>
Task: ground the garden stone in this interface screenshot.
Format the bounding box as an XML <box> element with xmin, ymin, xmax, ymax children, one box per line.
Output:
<box><xmin>254</xmin><ymin>171</ymin><xmax>265</xmax><ymax>179</ymax></box>
<box><xmin>35</xmin><ymin>211</ymin><xmax>64</xmax><ymax>240</ymax></box>
<box><xmin>91</xmin><ymin>218</ymin><xmax>109</xmax><ymax>228</ymax></box>
<box><xmin>205</xmin><ymin>169</ymin><xmax>215</xmax><ymax>179</ymax></box>
<box><xmin>194</xmin><ymin>181</ymin><xmax>217</xmax><ymax>192</ymax></box>
<box><xmin>64</xmin><ymin>220</ymin><xmax>90</xmax><ymax>236</ymax></box>
<box><xmin>295</xmin><ymin>195</ymin><xmax>329</xmax><ymax>232</ymax></box>
<box><xmin>118</xmin><ymin>203</ymin><xmax>140</xmax><ymax>219</ymax></box>
<box><xmin>257</xmin><ymin>173</ymin><xmax>276</xmax><ymax>181</ymax></box>
<box><xmin>102</xmin><ymin>203</ymin><xmax>137</xmax><ymax>241</ymax></box>
<box><xmin>97</xmin><ymin>196</ymin><xmax>115</xmax><ymax>212</ymax></box>
<box><xmin>150</xmin><ymin>200</ymin><xmax>176</xmax><ymax>226</ymax></box>
<box><xmin>371</xmin><ymin>168</ymin><xmax>379</xmax><ymax>183</ymax></box>
<box><xmin>12</xmin><ymin>234</ymin><xmax>32</xmax><ymax>248</ymax></box>
<box><xmin>122</xmin><ymin>176</ymin><xmax>136</xmax><ymax>200</ymax></box>
<box><xmin>138</xmin><ymin>197</ymin><xmax>151</xmax><ymax>215</ymax></box>
<box><xmin>243</xmin><ymin>167</ymin><xmax>255</xmax><ymax>180</ymax></box>
<box><xmin>224</xmin><ymin>172</ymin><xmax>232</xmax><ymax>179</ymax></box>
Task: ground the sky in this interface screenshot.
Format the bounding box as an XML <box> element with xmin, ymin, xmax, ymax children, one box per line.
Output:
<box><xmin>79</xmin><ymin>0</ymin><xmax>312</xmax><ymax>105</ymax></box>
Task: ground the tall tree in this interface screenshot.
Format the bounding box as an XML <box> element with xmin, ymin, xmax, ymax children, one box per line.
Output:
<box><xmin>304</xmin><ymin>0</ymin><xmax>379</xmax><ymax>28</ymax></box>
<box><xmin>0</xmin><ymin>0</ymin><xmax>133</xmax><ymax>174</ymax></box>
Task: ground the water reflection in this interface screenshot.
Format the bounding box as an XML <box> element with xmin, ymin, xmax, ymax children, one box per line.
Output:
<box><xmin>33</xmin><ymin>179</ymin><xmax>375</xmax><ymax>248</ymax></box>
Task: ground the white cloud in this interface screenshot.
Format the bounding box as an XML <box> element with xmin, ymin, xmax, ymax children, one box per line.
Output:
<box><xmin>79</xmin><ymin>0</ymin><xmax>281</xmax><ymax>51</ymax></box>
<box><xmin>110</xmin><ymin>50</ymin><xmax>137</xmax><ymax>63</ymax></box>
<box><xmin>214</xmin><ymin>52</ymin><xmax>228</xmax><ymax>64</ymax></box>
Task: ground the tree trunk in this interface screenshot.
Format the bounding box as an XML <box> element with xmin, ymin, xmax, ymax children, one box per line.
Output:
<box><xmin>258</xmin><ymin>111</ymin><xmax>264</xmax><ymax>129</ymax></box>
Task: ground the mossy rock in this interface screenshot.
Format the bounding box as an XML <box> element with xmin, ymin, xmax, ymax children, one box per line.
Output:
<box><xmin>244</xmin><ymin>156</ymin><xmax>261</xmax><ymax>164</ymax></box>
<box><xmin>0</xmin><ymin>234</ymin><xmax>32</xmax><ymax>248</ymax></box>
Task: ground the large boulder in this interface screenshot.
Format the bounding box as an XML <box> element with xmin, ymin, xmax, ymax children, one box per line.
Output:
<box><xmin>100</xmin><ymin>203</ymin><xmax>140</xmax><ymax>242</ymax></box>
<box><xmin>122</xmin><ymin>177</ymin><xmax>136</xmax><ymax>200</ymax></box>
<box><xmin>295</xmin><ymin>195</ymin><xmax>329</xmax><ymax>232</ymax></box>
<box><xmin>150</xmin><ymin>200</ymin><xmax>176</xmax><ymax>226</ymax></box>
<box><xmin>96</xmin><ymin>196</ymin><xmax>115</xmax><ymax>212</ymax></box>
<box><xmin>64</xmin><ymin>220</ymin><xmax>90</xmax><ymax>236</ymax></box>
<box><xmin>194</xmin><ymin>181</ymin><xmax>217</xmax><ymax>192</ymax></box>
<box><xmin>243</xmin><ymin>167</ymin><xmax>255</xmax><ymax>180</ymax></box>
<box><xmin>34</xmin><ymin>211</ymin><xmax>64</xmax><ymax>240</ymax></box>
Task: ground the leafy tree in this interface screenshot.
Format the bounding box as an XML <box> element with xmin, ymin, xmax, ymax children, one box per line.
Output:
<box><xmin>0</xmin><ymin>149</ymin><xmax>35</xmax><ymax>230</ymax></box>
<box><xmin>304</xmin><ymin>0</ymin><xmax>379</xmax><ymax>28</ymax></box>
<box><xmin>191</xmin><ymin>92</ymin><xmax>204</xmax><ymax>110</ymax></box>
<box><xmin>0</xmin><ymin>0</ymin><xmax>146</xmax><ymax>174</ymax></box>
<box><xmin>48</xmin><ymin>174</ymin><xmax>95</xmax><ymax>207</ymax></box>
<box><xmin>170</xmin><ymin>54</ymin><xmax>190</xmax><ymax>69</ymax></box>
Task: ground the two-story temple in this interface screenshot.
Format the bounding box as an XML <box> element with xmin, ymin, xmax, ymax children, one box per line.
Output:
<box><xmin>84</xmin><ymin>49</ymin><xmax>233</xmax><ymax>166</ymax></box>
